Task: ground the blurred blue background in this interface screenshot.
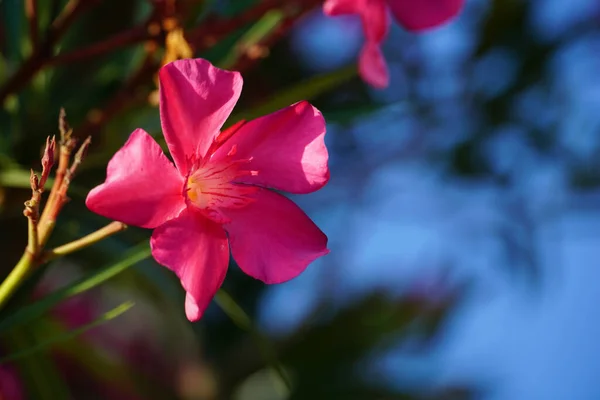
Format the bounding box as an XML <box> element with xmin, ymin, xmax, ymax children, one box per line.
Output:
<box><xmin>260</xmin><ymin>0</ymin><xmax>600</xmax><ymax>398</ymax></box>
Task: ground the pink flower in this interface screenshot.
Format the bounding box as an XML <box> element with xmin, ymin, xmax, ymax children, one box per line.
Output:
<box><xmin>0</xmin><ymin>364</ymin><xmax>22</xmax><ymax>400</ymax></box>
<box><xmin>86</xmin><ymin>58</ymin><xmax>330</xmax><ymax>321</ymax></box>
<box><xmin>323</xmin><ymin>0</ymin><xmax>464</xmax><ymax>88</ymax></box>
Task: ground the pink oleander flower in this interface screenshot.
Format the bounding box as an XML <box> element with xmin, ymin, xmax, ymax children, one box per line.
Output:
<box><xmin>324</xmin><ymin>0</ymin><xmax>465</xmax><ymax>88</ymax></box>
<box><xmin>86</xmin><ymin>58</ymin><xmax>330</xmax><ymax>321</ymax></box>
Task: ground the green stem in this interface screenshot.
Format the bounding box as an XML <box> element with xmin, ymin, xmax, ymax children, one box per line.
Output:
<box><xmin>215</xmin><ymin>289</ymin><xmax>293</xmax><ymax>393</ymax></box>
<box><xmin>0</xmin><ymin>221</ymin><xmax>127</xmax><ymax>312</ymax></box>
<box><xmin>27</xmin><ymin>216</ymin><xmax>38</xmax><ymax>255</ymax></box>
<box><xmin>42</xmin><ymin>221</ymin><xmax>127</xmax><ymax>262</ymax></box>
<box><xmin>0</xmin><ymin>251</ymin><xmax>36</xmax><ymax>311</ymax></box>
<box><xmin>0</xmin><ymin>242</ymin><xmax>150</xmax><ymax>332</ymax></box>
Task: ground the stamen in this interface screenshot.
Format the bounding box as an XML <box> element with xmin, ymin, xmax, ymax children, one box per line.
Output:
<box><xmin>185</xmin><ymin>157</ymin><xmax>257</xmax><ymax>223</ymax></box>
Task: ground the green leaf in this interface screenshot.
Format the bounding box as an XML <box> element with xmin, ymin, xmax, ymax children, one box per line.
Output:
<box><xmin>0</xmin><ymin>242</ymin><xmax>151</xmax><ymax>332</ymax></box>
<box><xmin>0</xmin><ymin>168</ymin><xmax>46</xmax><ymax>188</ymax></box>
<box><xmin>5</xmin><ymin>327</ymin><xmax>72</xmax><ymax>399</ymax></box>
<box><xmin>0</xmin><ymin>301</ymin><xmax>134</xmax><ymax>363</ymax></box>
<box><xmin>227</xmin><ymin>65</ymin><xmax>358</xmax><ymax>124</ymax></box>
<box><xmin>35</xmin><ymin>314</ymin><xmax>169</xmax><ymax>398</ymax></box>
<box><xmin>1</xmin><ymin>0</ymin><xmax>24</xmax><ymax>63</ymax></box>
<box><xmin>215</xmin><ymin>289</ymin><xmax>292</xmax><ymax>394</ymax></box>
<box><xmin>217</xmin><ymin>9</ymin><xmax>284</xmax><ymax>70</ymax></box>
<box><xmin>0</xmin><ymin>168</ymin><xmax>87</xmax><ymax>197</ymax></box>
<box><xmin>219</xmin><ymin>0</ymin><xmax>258</xmax><ymax>17</ymax></box>
<box><xmin>323</xmin><ymin>102</ymin><xmax>398</xmax><ymax>125</ymax></box>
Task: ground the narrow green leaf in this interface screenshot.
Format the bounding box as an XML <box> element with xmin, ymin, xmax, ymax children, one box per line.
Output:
<box><xmin>0</xmin><ymin>301</ymin><xmax>134</xmax><ymax>363</ymax></box>
<box><xmin>5</xmin><ymin>327</ymin><xmax>71</xmax><ymax>399</ymax></box>
<box><xmin>36</xmin><ymin>315</ymin><xmax>163</xmax><ymax>397</ymax></box>
<box><xmin>0</xmin><ymin>168</ymin><xmax>48</xmax><ymax>188</ymax></box>
<box><xmin>219</xmin><ymin>0</ymin><xmax>256</xmax><ymax>17</ymax></box>
<box><xmin>227</xmin><ymin>65</ymin><xmax>358</xmax><ymax>124</ymax></box>
<box><xmin>0</xmin><ymin>242</ymin><xmax>151</xmax><ymax>332</ymax></box>
<box><xmin>0</xmin><ymin>168</ymin><xmax>87</xmax><ymax>197</ymax></box>
<box><xmin>215</xmin><ymin>289</ymin><xmax>292</xmax><ymax>393</ymax></box>
<box><xmin>218</xmin><ymin>9</ymin><xmax>284</xmax><ymax>70</ymax></box>
<box><xmin>323</xmin><ymin>102</ymin><xmax>399</xmax><ymax>125</ymax></box>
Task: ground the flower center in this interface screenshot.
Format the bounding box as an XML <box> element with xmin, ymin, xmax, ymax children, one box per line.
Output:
<box><xmin>185</xmin><ymin>155</ymin><xmax>257</xmax><ymax>223</ymax></box>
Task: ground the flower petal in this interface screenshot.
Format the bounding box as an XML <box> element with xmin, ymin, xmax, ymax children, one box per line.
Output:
<box><xmin>150</xmin><ymin>209</ymin><xmax>229</xmax><ymax>321</ymax></box>
<box><xmin>86</xmin><ymin>128</ymin><xmax>185</xmax><ymax>229</ymax></box>
<box><xmin>323</xmin><ymin>0</ymin><xmax>364</xmax><ymax>15</ymax></box>
<box><xmin>224</xmin><ymin>188</ymin><xmax>329</xmax><ymax>284</ymax></box>
<box><xmin>360</xmin><ymin>0</ymin><xmax>389</xmax><ymax>42</ymax></box>
<box><xmin>159</xmin><ymin>58</ymin><xmax>243</xmax><ymax>175</ymax></box>
<box><xmin>359</xmin><ymin>41</ymin><xmax>389</xmax><ymax>88</ymax></box>
<box><xmin>211</xmin><ymin>101</ymin><xmax>329</xmax><ymax>194</ymax></box>
<box><xmin>387</xmin><ymin>0</ymin><xmax>464</xmax><ymax>31</ymax></box>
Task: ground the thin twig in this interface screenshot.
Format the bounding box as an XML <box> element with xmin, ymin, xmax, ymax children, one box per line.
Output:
<box><xmin>64</xmin><ymin>136</ymin><xmax>92</xmax><ymax>187</ymax></box>
<box><xmin>42</xmin><ymin>221</ymin><xmax>127</xmax><ymax>262</ymax></box>
<box><xmin>187</xmin><ymin>0</ymin><xmax>321</xmax><ymax>51</ymax></box>
<box><xmin>47</xmin><ymin>25</ymin><xmax>153</xmax><ymax>66</ymax></box>
<box><xmin>39</xmin><ymin>135</ymin><xmax>56</xmax><ymax>188</ymax></box>
<box><xmin>25</xmin><ymin>0</ymin><xmax>39</xmax><ymax>52</ymax></box>
<box><xmin>23</xmin><ymin>134</ymin><xmax>55</xmax><ymax>256</ymax></box>
<box><xmin>24</xmin><ymin>170</ymin><xmax>40</xmax><ymax>256</ymax></box>
<box><xmin>0</xmin><ymin>0</ymin><xmax>101</xmax><ymax>104</ymax></box>
<box><xmin>76</xmin><ymin>52</ymin><xmax>159</xmax><ymax>137</ymax></box>
<box><xmin>231</xmin><ymin>6</ymin><xmax>316</xmax><ymax>74</ymax></box>
<box><xmin>50</xmin><ymin>135</ymin><xmax>92</xmax><ymax>217</ymax></box>
<box><xmin>0</xmin><ymin>135</ymin><xmax>56</xmax><ymax>310</ymax></box>
<box><xmin>38</xmin><ymin>109</ymin><xmax>75</xmax><ymax>246</ymax></box>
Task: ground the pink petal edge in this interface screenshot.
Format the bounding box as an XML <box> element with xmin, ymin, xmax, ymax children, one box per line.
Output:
<box><xmin>159</xmin><ymin>58</ymin><xmax>243</xmax><ymax>175</ymax></box>
<box><xmin>211</xmin><ymin>101</ymin><xmax>330</xmax><ymax>194</ymax></box>
<box><xmin>359</xmin><ymin>0</ymin><xmax>389</xmax><ymax>43</ymax></box>
<box><xmin>85</xmin><ymin>128</ymin><xmax>185</xmax><ymax>229</ymax></box>
<box><xmin>359</xmin><ymin>41</ymin><xmax>389</xmax><ymax>89</ymax></box>
<box><xmin>224</xmin><ymin>188</ymin><xmax>329</xmax><ymax>284</ymax></box>
<box><xmin>150</xmin><ymin>208</ymin><xmax>230</xmax><ymax>321</ymax></box>
<box><xmin>387</xmin><ymin>0</ymin><xmax>464</xmax><ymax>32</ymax></box>
<box><xmin>323</xmin><ymin>0</ymin><xmax>364</xmax><ymax>15</ymax></box>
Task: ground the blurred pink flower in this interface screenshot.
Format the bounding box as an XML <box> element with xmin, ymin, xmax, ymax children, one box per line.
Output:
<box><xmin>0</xmin><ymin>364</ymin><xmax>22</xmax><ymax>400</ymax></box>
<box><xmin>323</xmin><ymin>0</ymin><xmax>464</xmax><ymax>88</ymax></box>
<box><xmin>86</xmin><ymin>58</ymin><xmax>330</xmax><ymax>321</ymax></box>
